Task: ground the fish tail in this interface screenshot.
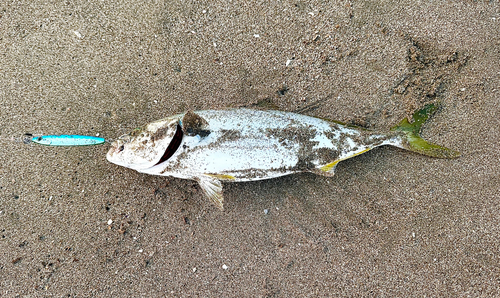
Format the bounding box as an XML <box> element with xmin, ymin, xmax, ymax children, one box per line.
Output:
<box><xmin>390</xmin><ymin>103</ymin><xmax>460</xmax><ymax>159</ymax></box>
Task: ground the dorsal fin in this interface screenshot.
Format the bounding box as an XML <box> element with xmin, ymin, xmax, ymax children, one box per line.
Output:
<box><xmin>181</xmin><ymin>111</ymin><xmax>210</xmax><ymax>137</ymax></box>
<box><xmin>293</xmin><ymin>93</ymin><xmax>333</xmax><ymax>114</ymax></box>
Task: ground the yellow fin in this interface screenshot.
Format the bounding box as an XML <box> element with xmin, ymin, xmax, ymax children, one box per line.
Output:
<box><xmin>205</xmin><ymin>174</ymin><xmax>236</xmax><ymax>180</ymax></box>
<box><xmin>319</xmin><ymin>148</ymin><xmax>372</xmax><ymax>172</ymax></box>
<box><xmin>319</xmin><ymin>160</ymin><xmax>341</xmax><ymax>172</ymax></box>
<box><xmin>391</xmin><ymin>103</ymin><xmax>460</xmax><ymax>158</ymax></box>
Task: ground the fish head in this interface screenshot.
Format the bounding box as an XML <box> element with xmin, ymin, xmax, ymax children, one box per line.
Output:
<box><xmin>106</xmin><ymin>116</ymin><xmax>183</xmax><ymax>170</ymax></box>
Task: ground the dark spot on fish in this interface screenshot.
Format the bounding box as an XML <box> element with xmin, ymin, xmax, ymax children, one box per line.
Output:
<box><xmin>182</xmin><ymin>111</ymin><xmax>210</xmax><ymax>137</ymax></box>
<box><xmin>118</xmin><ymin>145</ymin><xmax>125</xmax><ymax>152</ymax></box>
<box><xmin>294</xmin><ymin>156</ymin><xmax>315</xmax><ymax>170</ymax></box>
<box><xmin>324</xmin><ymin>130</ymin><xmax>338</xmax><ymax>140</ymax></box>
<box><xmin>315</xmin><ymin>147</ymin><xmax>340</xmax><ymax>164</ymax></box>
<box><xmin>154</xmin><ymin>124</ymin><xmax>183</xmax><ymax>166</ymax></box>
<box><xmin>151</xmin><ymin>124</ymin><xmax>175</xmax><ymax>143</ymax></box>
<box><xmin>219</xmin><ymin>129</ymin><xmax>242</xmax><ymax>142</ymax></box>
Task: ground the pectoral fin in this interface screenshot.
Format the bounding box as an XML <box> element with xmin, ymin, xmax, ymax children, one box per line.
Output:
<box><xmin>196</xmin><ymin>175</ymin><xmax>224</xmax><ymax>210</ymax></box>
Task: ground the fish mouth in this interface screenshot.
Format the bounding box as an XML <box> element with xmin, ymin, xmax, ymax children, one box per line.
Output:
<box><xmin>107</xmin><ymin>133</ymin><xmax>130</xmax><ymax>154</ymax></box>
<box><xmin>153</xmin><ymin>124</ymin><xmax>184</xmax><ymax>166</ymax></box>
<box><xmin>106</xmin><ymin>139</ymin><xmax>123</xmax><ymax>157</ymax></box>
<box><xmin>106</xmin><ymin>139</ymin><xmax>126</xmax><ymax>165</ymax></box>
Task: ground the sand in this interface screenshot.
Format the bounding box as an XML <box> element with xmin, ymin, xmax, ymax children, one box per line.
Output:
<box><xmin>1</xmin><ymin>0</ymin><xmax>499</xmax><ymax>297</ymax></box>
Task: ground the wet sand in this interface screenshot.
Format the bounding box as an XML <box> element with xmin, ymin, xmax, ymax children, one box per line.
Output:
<box><xmin>1</xmin><ymin>1</ymin><xmax>499</xmax><ymax>296</ymax></box>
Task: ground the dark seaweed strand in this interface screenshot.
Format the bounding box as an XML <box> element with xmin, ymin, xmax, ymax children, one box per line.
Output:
<box><xmin>154</xmin><ymin>124</ymin><xmax>184</xmax><ymax>166</ymax></box>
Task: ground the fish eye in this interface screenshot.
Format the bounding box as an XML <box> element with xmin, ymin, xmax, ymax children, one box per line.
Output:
<box><xmin>118</xmin><ymin>145</ymin><xmax>125</xmax><ymax>152</ymax></box>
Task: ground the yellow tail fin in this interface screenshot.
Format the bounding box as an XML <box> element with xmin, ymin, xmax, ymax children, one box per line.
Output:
<box><xmin>391</xmin><ymin>104</ymin><xmax>460</xmax><ymax>159</ymax></box>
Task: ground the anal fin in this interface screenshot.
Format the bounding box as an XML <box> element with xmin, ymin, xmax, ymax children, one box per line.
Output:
<box><xmin>310</xmin><ymin>166</ymin><xmax>336</xmax><ymax>177</ymax></box>
<box><xmin>196</xmin><ymin>175</ymin><xmax>224</xmax><ymax>210</ymax></box>
<box><xmin>316</xmin><ymin>148</ymin><xmax>372</xmax><ymax>175</ymax></box>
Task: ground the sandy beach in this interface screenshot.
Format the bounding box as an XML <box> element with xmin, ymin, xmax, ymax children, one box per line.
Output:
<box><xmin>1</xmin><ymin>0</ymin><xmax>499</xmax><ymax>296</ymax></box>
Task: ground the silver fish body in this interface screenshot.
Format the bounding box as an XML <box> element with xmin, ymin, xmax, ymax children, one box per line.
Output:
<box><xmin>107</xmin><ymin>106</ymin><xmax>459</xmax><ymax>209</ymax></box>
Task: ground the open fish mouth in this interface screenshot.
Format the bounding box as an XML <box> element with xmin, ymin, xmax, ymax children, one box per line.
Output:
<box><xmin>153</xmin><ymin>124</ymin><xmax>184</xmax><ymax>167</ymax></box>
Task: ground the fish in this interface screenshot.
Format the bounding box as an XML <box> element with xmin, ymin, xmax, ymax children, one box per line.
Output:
<box><xmin>106</xmin><ymin>104</ymin><xmax>459</xmax><ymax>210</ymax></box>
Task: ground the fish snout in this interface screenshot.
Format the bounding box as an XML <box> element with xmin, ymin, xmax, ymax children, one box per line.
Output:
<box><xmin>106</xmin><ymin>140</ymin><xmax>125</xmax><ymax>160</ymax></box>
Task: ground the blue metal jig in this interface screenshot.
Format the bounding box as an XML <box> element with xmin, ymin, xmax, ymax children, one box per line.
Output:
<box><xmin>31</xmin><ymin>135</ymin><xmax>106</xmax><ymax>146</ymax></box>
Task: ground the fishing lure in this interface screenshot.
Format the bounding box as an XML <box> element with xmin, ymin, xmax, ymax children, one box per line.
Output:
<box><xmin>30</xmin><ymin>134</ymin><xmax>106</xmax><ymax>146</ymax></box>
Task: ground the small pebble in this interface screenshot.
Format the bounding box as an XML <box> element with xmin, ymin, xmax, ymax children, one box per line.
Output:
<box><xmin>107</xmin><ymin>219</ymin><xmax>113</xmax><ymax>225</ymax></box>
<box><xmin>222</xmin><ymin>264</ymin><xmax>228</xmax><ymax>270</ymax></box>
<box><xmin>264</xmin><ymin>209</ymin><xmax>269</xmax><ymax>215</ymax></box>
<box><xmin>193</xmin><ymin>267</ymin><xmax>197</xmax><ymax>273</ymax></box>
